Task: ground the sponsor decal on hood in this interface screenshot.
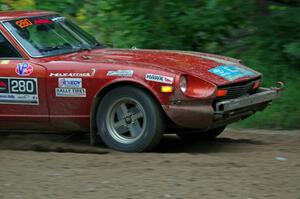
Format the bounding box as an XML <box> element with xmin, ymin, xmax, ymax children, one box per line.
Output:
<box><xmin>209</xmin><ymin>65</ymin><xmax>256</xmax><ymax>81</ymax></box>
<box><xmin>107</xmin><ymin>70</ymin><xmax>134</xmax><ymax>77</ymax></box>
<box><xmin>145</xmin><ymin>74</ymin><xmax>174</xmax><ymax>84</ymax></box>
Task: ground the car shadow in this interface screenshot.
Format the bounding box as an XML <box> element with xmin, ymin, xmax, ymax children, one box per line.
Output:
<box><xmin>0</xmin><ymin>132</ymin><xmax>266</xmax><ymax>154</ymax></box>
<box><xmin>0</xmin><ymin>132</ymin><xmax>108</xmax><ymax>154</ymax></box>
<box><xmin>154</xmin><ymin>135</ymin><xmax>266</xmax><ymax>154</ymax></box>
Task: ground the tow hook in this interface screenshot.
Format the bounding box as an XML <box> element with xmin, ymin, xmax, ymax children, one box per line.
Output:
<box><xmin>271</xmin><ymin>81</ymin><xmax>285</xmax><ymax>92</ymax></box>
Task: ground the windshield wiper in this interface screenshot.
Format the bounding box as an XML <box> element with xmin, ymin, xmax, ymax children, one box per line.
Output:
<box><xmin>40</xmin><ymin>44</ymin><xmax>73</xmax><ymax>52</ymax></box>
<box><xmin>75</xmin><ymin>44</ymin><xmax>92</xmax><ymax>52</ymax></box>
<box><xmin>73</xmin><ymin>42</ymin><xmax>105</xmax><ymax>52</ymax></box>
<box><xmin>92</xmin><ymin>42</ymin><xmax>105</xmax><ymax>49</ymax></box>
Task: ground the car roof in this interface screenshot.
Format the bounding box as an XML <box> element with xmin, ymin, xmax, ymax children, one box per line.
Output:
<box><xmin>0</xmin><ymin>10</ymin><xmax>57</xmax><ymax>22</ymax></box>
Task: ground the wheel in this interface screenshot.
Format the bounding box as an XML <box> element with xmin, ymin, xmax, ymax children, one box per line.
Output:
<box><xmin>96</xmin><ymin>86</ymin><xmax>165</xmax><ymax>152</ymax></box>
<box><xmin>176</xmin><ymin>126</ymin><xmax>226</xmax><ymax>141</ymax></box>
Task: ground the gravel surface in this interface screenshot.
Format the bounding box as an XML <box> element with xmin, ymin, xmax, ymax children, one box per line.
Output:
<box><xmin>0</xmin><ymin>129</ymin><xmax>299</xmax><ymax>199</ymax></box>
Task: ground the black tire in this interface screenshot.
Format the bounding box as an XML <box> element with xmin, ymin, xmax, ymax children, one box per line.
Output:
<box><xmin>96</xmin><ymin>86</ymin><xmax>165</xmax><ymax>152</ymax></box>
<box><xmin>176</xmin><ymin>126</ymin><xmax>226</xmax><ymax>141</ymax></box>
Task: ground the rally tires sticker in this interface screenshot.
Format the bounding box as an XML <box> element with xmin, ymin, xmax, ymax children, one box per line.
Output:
<box><xmin>0</xmin><ymin>77</ymin><xmax>39</xmax><ymax>105</ymax></box>
<box><xmin>55</xmin><ymin>88</ymin><xmax>86</xmax><ymax>98</ymax></box>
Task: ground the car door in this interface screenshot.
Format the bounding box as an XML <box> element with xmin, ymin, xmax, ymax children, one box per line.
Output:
<box><xmin>0</xmin><ymin>31</ymin><xmax>49</xmax><ymax>130</ymax></box>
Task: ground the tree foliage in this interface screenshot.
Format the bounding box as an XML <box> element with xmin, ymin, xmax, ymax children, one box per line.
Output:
<box><xmin>1</xmin><ymin>0</ymin><xmax>299</xmax><ymax>128</ymax></box>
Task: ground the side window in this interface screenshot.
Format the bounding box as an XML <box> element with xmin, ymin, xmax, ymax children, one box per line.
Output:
<box><xmin>0</xmin><ymin>32</ymin><xmax>22</xmax><ymax>59</ymax></box>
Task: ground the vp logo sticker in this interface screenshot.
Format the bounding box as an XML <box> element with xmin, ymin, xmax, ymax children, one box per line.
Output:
<box><xmin>16</xmin><ymin>63</ymin><xmax>33</xmax><ymax>76</ymax></box>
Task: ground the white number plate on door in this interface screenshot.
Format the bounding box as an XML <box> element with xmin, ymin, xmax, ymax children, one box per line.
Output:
<box><xmin>0</xmin><ymin>77</ymin><xmax>39</xmax><ymax>105</ymax></box>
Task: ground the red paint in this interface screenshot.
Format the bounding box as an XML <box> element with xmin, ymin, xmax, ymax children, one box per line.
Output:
<box><xmin>34</xmin><ymin>18</ymin><xmax>53</xmax><ymax>25</ymax></box>
<box><xmin>0</xmin><ymin>11</ymin><xmax>265</xmax><ymax>133</ymax></box>
<box><xmin>0</xmin><ymin>10</ymin><xmax>57</xmax><ymax>21</ymax></box>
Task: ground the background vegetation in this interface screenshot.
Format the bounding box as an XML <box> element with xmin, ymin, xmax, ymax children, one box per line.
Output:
<box><xmin>1</xmin><ymin>0</ymin><xmax>299</xmax><ymax>129</ymax></box>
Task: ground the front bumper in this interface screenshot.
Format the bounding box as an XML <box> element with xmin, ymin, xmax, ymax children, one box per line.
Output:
<box><xmin>163</xmin><ymin>83</ymin><xmax>283</xmax><ymax>129</ymax></box>
<box><xmin>215</xmin><ymin>87</ymin><xmax>282</xmax><ymax>113</ymax></box>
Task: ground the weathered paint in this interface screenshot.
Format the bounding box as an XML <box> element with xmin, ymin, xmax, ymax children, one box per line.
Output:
<box><xmin>0</xmin><ymin>11</ymin><xmax>267</xmax><ymax>133</ymax></box>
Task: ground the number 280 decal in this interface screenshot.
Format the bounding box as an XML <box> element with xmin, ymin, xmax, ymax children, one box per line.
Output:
<box><xmin>10</xmin><ymin>79</ymin><xmax>36</xmax><ymax>94</ymax></box>
<box><xmin>0</xmin><ymin>78</ymin><xmax>39</xmax><ymax>105</ymax></box>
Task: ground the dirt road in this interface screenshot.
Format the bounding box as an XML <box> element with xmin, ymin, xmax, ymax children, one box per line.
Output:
<box><xmin>0</xmin><ymin>129</ymin><xmax>299</xmax><ymax>199</ymax></box>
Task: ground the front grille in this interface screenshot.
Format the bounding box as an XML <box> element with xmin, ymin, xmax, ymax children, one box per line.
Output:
<box><xmin>218</xmin><ymin>79</ymin><xmax>259</xmax><ymax>100</ymax></box>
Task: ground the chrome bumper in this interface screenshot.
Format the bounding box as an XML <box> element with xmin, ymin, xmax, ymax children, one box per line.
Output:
<box><xmin>215</xmin><ymin>82</ymin><xmax>284</xmax><ymax>113</ymax></box>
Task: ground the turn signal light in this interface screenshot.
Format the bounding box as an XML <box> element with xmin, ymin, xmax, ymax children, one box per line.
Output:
<box><xmin>161</xmin><ymin>86</ymin><xmax>173</xmax><ymax>93</ymax></box>
<box><xmin>216</xmin><ymin>89</ymin><xmax>228</xmax><ymax>97</ymax></box>
<box><xmin>252</xmin><ymin>81</ymin><xmax>260</xmax><ymax>90</ymax></box>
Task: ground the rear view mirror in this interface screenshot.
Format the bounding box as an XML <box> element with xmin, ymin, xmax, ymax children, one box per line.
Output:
<box><xmin>37</xmin><ymin>24</ymin><xmax>51</xmax><ymax>32</ymax></box>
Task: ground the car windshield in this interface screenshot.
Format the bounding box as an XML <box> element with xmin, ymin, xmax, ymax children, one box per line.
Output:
<box><xmin>4</xmin><ymin>15</ymin><xmax>104</xmax><ymax>57</ymax></box>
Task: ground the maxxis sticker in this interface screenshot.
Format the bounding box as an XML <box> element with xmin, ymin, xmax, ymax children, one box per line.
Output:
<box><xmin>49</xmin><ymin>68</ymin><xmax>96</xmax><ymax>77</ymax></box>
<box><xmin>0</xmin><ymin>77</ymin><xmax>39</xmax><ymax>105</ymax></box>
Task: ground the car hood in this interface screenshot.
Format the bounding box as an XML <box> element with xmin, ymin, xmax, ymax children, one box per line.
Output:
<box><xmin>50</xmin><ymin>48</ymin><xmax>261</xmax><ymax>86</ymax></box>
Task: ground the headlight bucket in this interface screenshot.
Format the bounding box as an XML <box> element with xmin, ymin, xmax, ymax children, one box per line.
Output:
<box><xmin>179</xmin><ymin>75</ymin><xmax>217</xmax><ymax>99</ymax></box>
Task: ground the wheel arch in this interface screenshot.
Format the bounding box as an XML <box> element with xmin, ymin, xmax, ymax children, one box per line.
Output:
<box><xmin>89</xmin><ymin>80</ymin><xmax>164</xmax><ymax>145</ymax></box>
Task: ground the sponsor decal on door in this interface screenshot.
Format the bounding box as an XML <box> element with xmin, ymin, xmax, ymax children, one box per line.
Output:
<box><xmin>15</xmin><ymin>63</ymin><xmax>33</xmax><ymax>76</ymax></box>
<box><xmin>55</xmin><ymin>88</ymin><xmax>86</xmax><ymax>98</ymax></box>
<box><xmin>0</xmin><ymin>77</ymin><xmax>39</xmax><ymax>105</ymax></box>
<box><xmin>58</xmin><ymin>78</ymin><xmax>82</xmax><ymax>88</ymax></box>
<box><xmin>49</xmin><ymin>68</ymin><xmax>96</xmax><ymax>77</ymax></box>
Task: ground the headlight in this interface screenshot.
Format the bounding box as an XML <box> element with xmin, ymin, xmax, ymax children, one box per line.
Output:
<box><xmin>180</xmin><ymin>76</ymin><xmax>187</xmax><ymax>93</ymax></box>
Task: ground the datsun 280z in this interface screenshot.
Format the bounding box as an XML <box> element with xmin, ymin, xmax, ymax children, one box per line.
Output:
<box><xmin>0</xmin><ymin>11</ymin><xmax>283</xmax><ymax>152</ymax></box>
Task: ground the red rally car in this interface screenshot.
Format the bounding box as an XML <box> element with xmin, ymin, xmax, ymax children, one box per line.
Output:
<box><xmin>0</xmin><ymin>11</ymin><xmax>283</xmax><ymax>152</ymax></box>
